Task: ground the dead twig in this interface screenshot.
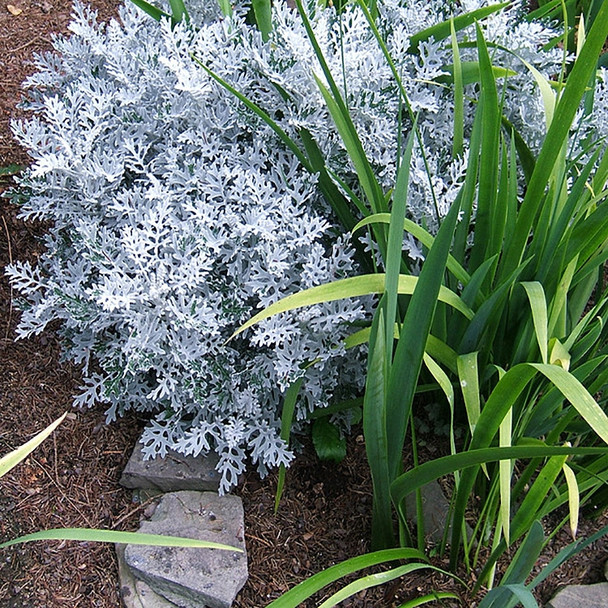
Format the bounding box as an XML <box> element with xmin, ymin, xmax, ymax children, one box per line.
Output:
<box><xmin>110</xmin><ymin>494</ymin><xmax>157</xmax><ymax>529</ymax></box>
<box><xmin>9</xmin><ymin>34</ymin><xmax>45</xmax><ymax>54</ymax></box>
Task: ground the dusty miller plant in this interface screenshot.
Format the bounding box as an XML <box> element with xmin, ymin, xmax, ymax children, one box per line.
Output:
<box><xmin>6</xmin><ymin>0</ymin><xmax>590</xmax><ymax>491</ymax></box>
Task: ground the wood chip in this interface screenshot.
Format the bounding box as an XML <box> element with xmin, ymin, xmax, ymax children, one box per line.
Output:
<box><xmin>7</xmin><ymin>4</ymin><xmax>23</xmax><ymax>15</ymax></box>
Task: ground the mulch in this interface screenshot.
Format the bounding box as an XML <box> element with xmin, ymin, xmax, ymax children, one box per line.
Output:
<box><xmin>1</xmin><ymin>1</ymin><xmax>608</xmax><ymax>606</ymax></box>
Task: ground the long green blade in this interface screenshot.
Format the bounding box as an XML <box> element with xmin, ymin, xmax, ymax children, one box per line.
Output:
<box><xmin>252</xmin><ymin>0</ymin><xmax>272</xmax><ymax>41</ymax></box>
<box><xmin>313</xmin><ymin>73</ymin><xmax>384</xmax><ymax>214</ymax></box>
<box><xmin>192</xmin><ymin>57</ymin><xmax>310</xmax><ymax>169</ymax></box>
<box><xmin>300</xmin><ymin>128</ymin><xmax>361</xmax><ymax>233</ymax></box>
<box><xmin>391</xmin><ymin>445</ymin><xmax>608</xmax><ymax>511</ymax></box>
<box><xmin>533</xmin><ymin>363</ymin><xmax>608</xmax><ymax>444</ymax></box>
<box><xmin>424</xmin><ymin>353</ymin><xmax>458</xmax><ymax>461</ymax></box>
<box><xmin>447</xmin><ymin>359</ymin><xmax>608</xmax><ymax>565</ymax></box>
<box><xmin>386</xmin><ymin>196</ymin><xmax>463</xmax><ymax>479</ymax></box>
<box><xmin>530</xmin><ymin>521</ymin><xmax>608</xmax><ymax>589</ymax></box>
<box><xmin>385</xmin><ymin>127</ymin><xmax>417</xmax><ymax>354</ymax></box>
<box><xmin>264</xmin><ymin>548</ymin><xmax>428</xmax><ymax>608</ymax></box>
<box><xmin>500</xmin><ymin>520</ymin><xmax>545</xmax><ymax>586</ymax></box>
<box><xmin>0</xmin><ymin>413</ymin><xmax>66</xmax><ymax>478</ymax></box>
<box><xmin>407</xmin><ymin>2</ymin><xmax>510</xmax><ymax>52</ymax></box>
<box><xmin>562</xmin><ymin>462</ymin><xmax>580</xmax><ymax>539</ymax></box>
<box><xmin>275</xmin><ymin>377</ymin><xmax>304</xmax><ymax>512</ymax></box>
<box><xmin>477</xmin><ymin>584</ymin><xmax>539</xmax><ymax>608</ymax></box>
<box><xmin>0</xmin><ymin>529</ymin><xmax>242</xmax><ymax>551</ymax></box>
<box><xmin>398</xmin><ymin>592</ymin><xmax>461</xmax><ymax>608</ymax></box>
<box><xmin>231</xmin><ymin>274</ymin><xmax>473</xmax><ymax>340</ymax></box>
<box><xmin>469</xmin><ymin>23</ymin><xmax>501</xmax><ymax>272</ymax></box>
<box><xmin>364</xmin><ymin>307</ymin><xmax>394</xmax><ymax>548</ymax></box>
<box><xmin>499</xmin><ymin>408</ymin><xmax>513</xmax><ymax>545</ymax></box>
<box><xmin>353</xmin><ymin>214</ymin><xmax>470</xmax><ymax>286</ymax></box>
<box><xmin>510</xmin><ymin>455</ymin><xmax>566</xmax><ymax>544</ymax></box>
<box><xmin>450</xmin><ymin>19</ymin><xmax>464</xmax><ymax>158</ymax></box>
<box><xmin>318</xmin><ymin>563</ymin><xmax>440</xmax><ymax>608</ymax></box>
<box><xmin>522</xmin><ymin>282</ymin><xmax>549</xmax><ymax>364</ymax></box>
<box><xmin>475</xmin><ymin>454</ymin><xmax>568</xmax><ymax>587</ymax></box>
<box><xmin>457</xmin><ymin>352</ymin><xmax>480</xmax><ymax>435</ymax></box>
<box><xmin>295</xmin><ymin>0</ymin><xmax>384</xmax><ymax>214</ymax></box>
<box><xmin>128</xmin><ymin>0</ymin><xmax>171</xmax><ymax>21</ymax></box>
<box><xmin>168</xmin><ymin>0</ymin><xmax>189</xmax><ymax>22</ymax></box>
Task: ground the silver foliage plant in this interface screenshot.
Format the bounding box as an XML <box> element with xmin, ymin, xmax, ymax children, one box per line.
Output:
<box><xmin>7</xmin><ymin>0</ymin><xmax>565</xmax><ymax>491</ymax></box>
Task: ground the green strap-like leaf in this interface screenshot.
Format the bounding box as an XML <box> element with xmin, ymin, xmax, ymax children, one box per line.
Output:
<box><xmin>458</xmin><ymin>261</ymin><xmax>529</xmax><ymax>354</ymax></box>
<box><xmin>0</xmin><ymin>413</ymin><xmax>66</xmax><ymax>478</ymax></box>
<box><xmin>521</xmin><ymin>282</ymin><xmax>549</xmax><ymax>364</ymax></box>
<box><xmin>468</xmin><ymin>23</ymin><xmax>501</xmax><ymax>272</ymax></box>
<box><xmin>353</xmin><ymin>213</ymin><xmax>470</xmax><ymax>286</ymax></box>
<box><xmin>511</xmin><ymin>454</ymin><xmax>566</xmax><ymax>545</ymax></box>
<box><xmin>562</xmin><ymin>462</ymin><xmax>579</xmax><ymax>539</ymax></box>
<box><xmin>231</xmin><ymin>274</ymin><xmax>473</xmax><ymax>340</ymax></box>
<box><xmin>457</xmin><ymin>352</ymin><xmax>481</xmax><ymax>435</ymax></box>
<box><xmin>216</xmin><ymin>0</ymin><xmax>231</xmax><ymax>17</ymax></box>
<box><xmin>264</xmin><ymin>548</ymin><xmax>428</xmax><ymax>608</ymax></box>
<box><xmin>529</xmin><ymin>521</ymin><xmax>608</xmax><ymax>590</ymax></box>
<box><xmin>355</xmin><ymin>0</ymin><xmax>441</xmax><ymax>223</ymax></box>
<box><xmin>385</xmin><ymin>196</ymin><xmax>464</xmax><ymax>481</ymax></box>
<box><xmin>447</xmin><ymin>360</ymin><xmax>608</xmax><ymax>567</ymax></box>
<box><xmin>519</xmin><ymin>57</ymin><xmax>556</xmax><ymax>128</ymax></box>
<box><xmin>275</xmin><ymin>377</ymin><xmax>304</xmax><ymax>513</ymax></box>
<box><xmin>499</xmin><ymin>408</ymin><xmax>513</xmax><ymax>545</ymax></box>
<box><xmin>318</xmin><ymin>563</ymin><xmax>446</xmax><ymax>608</ymax></box>
<box><xmin>252</xmin><ymin>0</ymin><xmax>272</xmax><ymax>41</ymax></box>
<box><xmin>435</xmin><ymin>62</ymin><xmax>517</xmax><ymax>86</ymax></box>
<box><xmin>475</xmin><ymin>453</ymin><xmax>568</xmax><ymax>587</ymax></box>
<box><xmin>398</xmin><ymin>592</ymin><xmax>462</xmax><ymax>608</ymax></box>
<box><xmin>425</xmin><ymin>334</ymin><xmax>459</xmax><ymax>374</ymax></box>
<box><xmin>385</xmin><ymin>127</ymin><xmax>417</xmax><ymax>357</ymax></box>
<box><xmin>407</xmin><ymin>2</ymin><xmax>510</xmax><ymax>53</ymax></box>
<box><xmin>533</xmin><ymin>363</ymin><xmax>608</xmax><ymax>444</ymax></box>
<box><xmin>128</xmin><ymin>0</ymin><xmax>171</xmax><ymax>21</ymax></box>
<box><xmin>313</xmin><ymin>73</ymin><xmax>384</xmax><ymax>214</ymax></box>
<box><xmin>477</xmin><ymin>584</ymin><xmax>539</xmax><ymax>608</ymax></box>
<box><xmin>0</xmin><ymin>528</ymin><xmax>242</xmax><ymax>551</ymax></box>
<box><xmin>450</xmin><ymin>19</ymin><xmax>464</xmax><ymax>159</ymax></box>
<box><xmin>299</xmin><ymin>128</ymin><xmax>361</xmax><ymax>233</ymax></box>
<box><xmin>168</xmin><ymin>0</ymin><xmax>189</xmax><ymax>22</ymax></box>
<box><xmin>547</xmin><ymin>257</ymin><xmax>578</xmax><ymax>340</ymax></box>
<box><xmin>424</xmin><ymin>354</ymin><xmax>457</xmax><ymax>460</ymax></box>
<box><xmin>364</xmin><ymin>307</ymin><xmax>394</xmax><ymax>548</ymax></box>
<box><xmin>500</xmin><ymin>521</ymin><xmax>545</xmax><ymax>586</ymax></box>
<box><xmin>193</xmin><ymin>57</ymin><xmax>310</xmax><ymax>170</ymax></box>
<box><xmin>295</xmin><ymin>0</ymin><xmax>384</xmax><ymax>216</ymax></box>
<box><xmin>391</xmin><ymin>445</ymin><xmax>608</xmax><ymax>516</ymax></box>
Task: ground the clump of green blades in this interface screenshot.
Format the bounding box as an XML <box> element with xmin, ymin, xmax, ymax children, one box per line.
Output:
<box><xmin>216</xmin><ymin>0</ymin><xmax>608</xmax><ymax>604</ymax></box>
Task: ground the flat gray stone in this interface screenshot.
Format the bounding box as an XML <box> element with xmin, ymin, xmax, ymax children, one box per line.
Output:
<box><xmin>124</xmin><ymin>491</ymin><xmax>247</xmax><ymax>608</ymax></box>
<box><xmin>116</xmin><ymin>544</ymin><xmax>179</xmax><ymax>608</ymax></box>
<box><xmin>120</xmin><ymin>441</ymin><xmax>220</xmax><ymax>492</ymax></box>
<box><xmin>546</xmin><ymin>583</ymin><xmax>608</xmax><ymax>608</ymax></box>
<box><xmin>404</xmin><ymin>480</ymin><xmax>456</xmax><ymax>544</ymax></box>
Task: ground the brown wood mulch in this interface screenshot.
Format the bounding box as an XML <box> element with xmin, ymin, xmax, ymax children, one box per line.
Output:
<box><xmin>1</xmin><ymin>1</ymin><xmax>608</xmax><ymax>606</ymax></box>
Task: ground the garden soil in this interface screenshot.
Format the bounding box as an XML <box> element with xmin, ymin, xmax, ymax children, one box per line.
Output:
<box><xmin>1</xmin><ymin>1</ymin><xmax>608</xmax><ymax>606</ymax></box>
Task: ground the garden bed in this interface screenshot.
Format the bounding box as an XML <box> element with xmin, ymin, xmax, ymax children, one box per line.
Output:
<box><xmin>2</xmin><ymin>1</ymin><xmax>608</xmax><ymax>607</ymax></box>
